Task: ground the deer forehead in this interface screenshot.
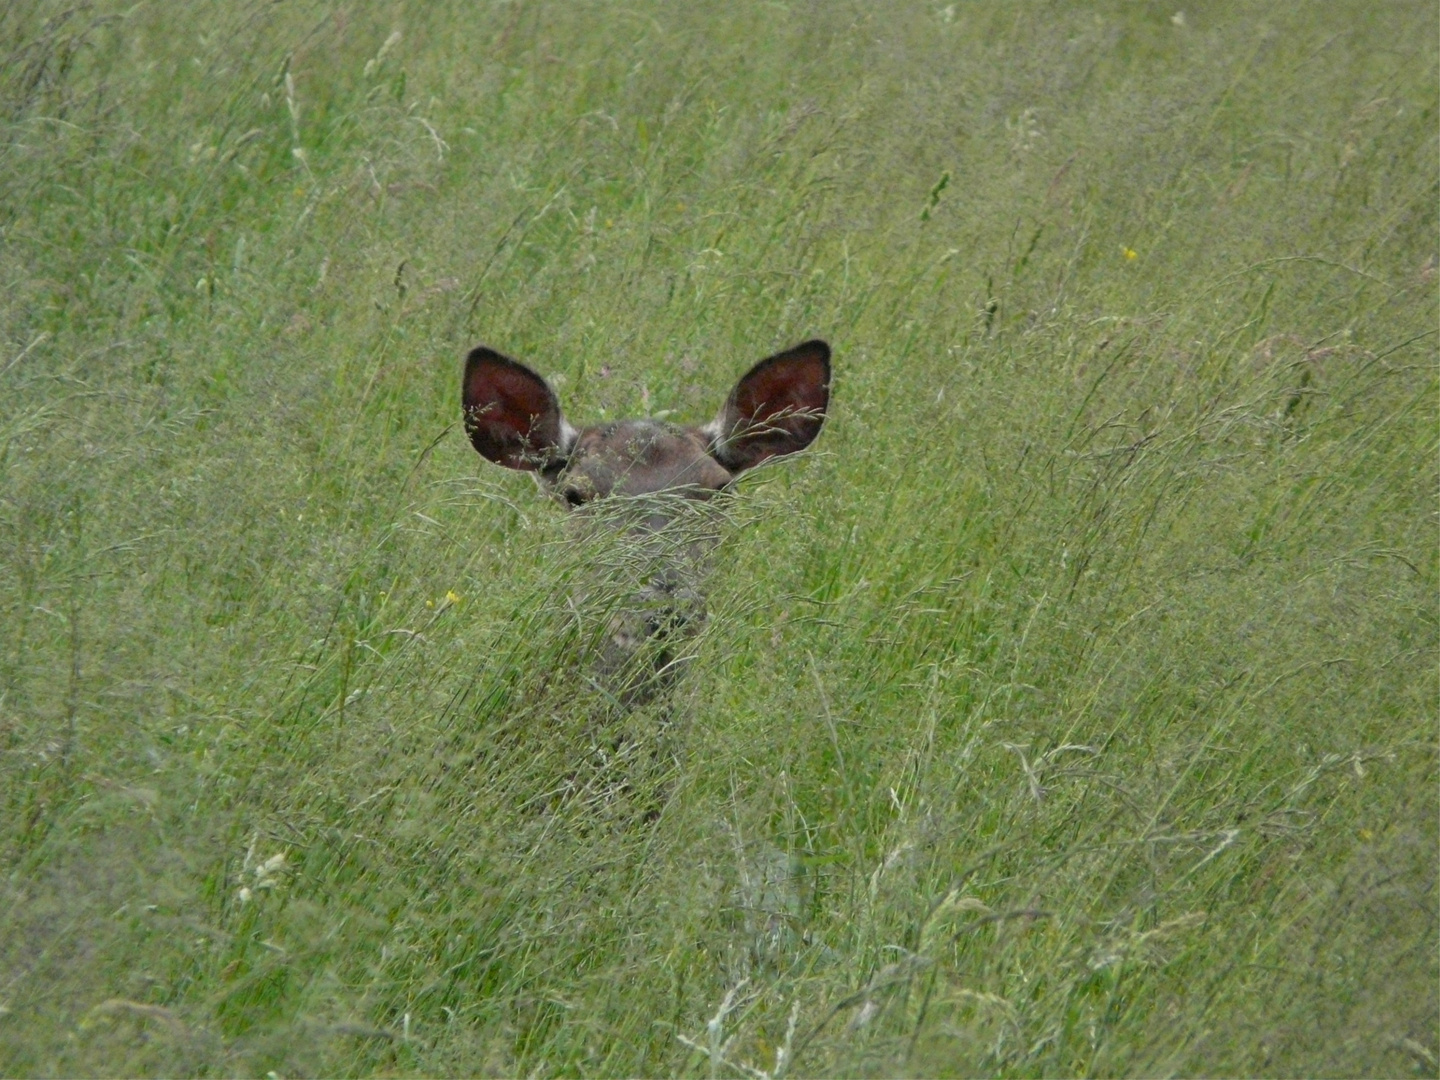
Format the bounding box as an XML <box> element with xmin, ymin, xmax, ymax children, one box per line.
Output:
<box><xmin>565</xmin><ymin>420</ymin><xmax>733</xmax><ymax>496</ymax></box>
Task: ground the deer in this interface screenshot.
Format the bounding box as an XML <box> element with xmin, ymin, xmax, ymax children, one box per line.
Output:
<box><xmin>461</xmin><ymin>339</ymin><xmax>831</xmax><ymax>704</ymax></box>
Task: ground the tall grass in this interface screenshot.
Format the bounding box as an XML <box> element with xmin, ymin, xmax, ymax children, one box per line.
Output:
<box><xmin>1</xmin><ymin>2</ymin><xmax>1435</xmax><ymax>1075</ymax></box>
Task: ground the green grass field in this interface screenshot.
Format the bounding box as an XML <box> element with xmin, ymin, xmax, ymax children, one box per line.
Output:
<box><xmin>1</xmin><ymin>2</ymin><xmax>1436</xmax><ymax>1075</ymax></box>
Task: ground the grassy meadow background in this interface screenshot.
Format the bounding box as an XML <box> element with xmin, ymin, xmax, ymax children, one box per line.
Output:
<box><xmin>1</xmin><ymin>2</ymin><xmax>1436</xmax><ymax>1075</ymax></box>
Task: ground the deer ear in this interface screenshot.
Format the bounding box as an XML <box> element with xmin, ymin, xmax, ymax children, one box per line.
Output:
<box><xmin>462</xmin><ymin>347</ymin><xmax>576</xmax><ymax>472</ymax></box>
<box><xmin>705</xmin><ymin>340</ymin><xmax>830</xmax><ymax>474</ymax></box>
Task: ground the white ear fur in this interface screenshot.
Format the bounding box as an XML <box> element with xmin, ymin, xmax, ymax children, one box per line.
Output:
<box><xmin>557</xmin><ymin>417</ymin><xmax>579</xmax><ymax>458</ymax></box>
<box><xmin>698</xmin><ymin>416</ymin><xmax>725</xmax><ymax>449</ymax></box>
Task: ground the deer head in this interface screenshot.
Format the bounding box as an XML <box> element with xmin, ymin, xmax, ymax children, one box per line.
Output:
<box><xmin>461</xmin><ymin>339</ymin><xmax>830</xmax><ymax>510</ymax></box>
<box><xmin>461</xmin><ymin>339</ymin><xmax>830</xmax><ymax>702</ymax></box>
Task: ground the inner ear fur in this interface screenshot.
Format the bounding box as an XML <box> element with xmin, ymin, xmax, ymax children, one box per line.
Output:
<box><xmin>706</xmin><ymin>340</ymin><xmax>830</xmax><ymax>473</ymax></box>
<box><xmin>462</xmin><ymin>346</ymin><xmax>574</xmax><ymax>471</ymax></box>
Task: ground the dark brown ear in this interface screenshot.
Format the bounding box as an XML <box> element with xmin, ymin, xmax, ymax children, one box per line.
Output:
<box><xmin>705</xmin><ymin>340</ymin><xmax>830</xmax><ymax>473</ymax></box>
<box><xmin>461</xmin><ymin>346</ymin><xmax>575</xmax><ymax>472</ymax></box>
